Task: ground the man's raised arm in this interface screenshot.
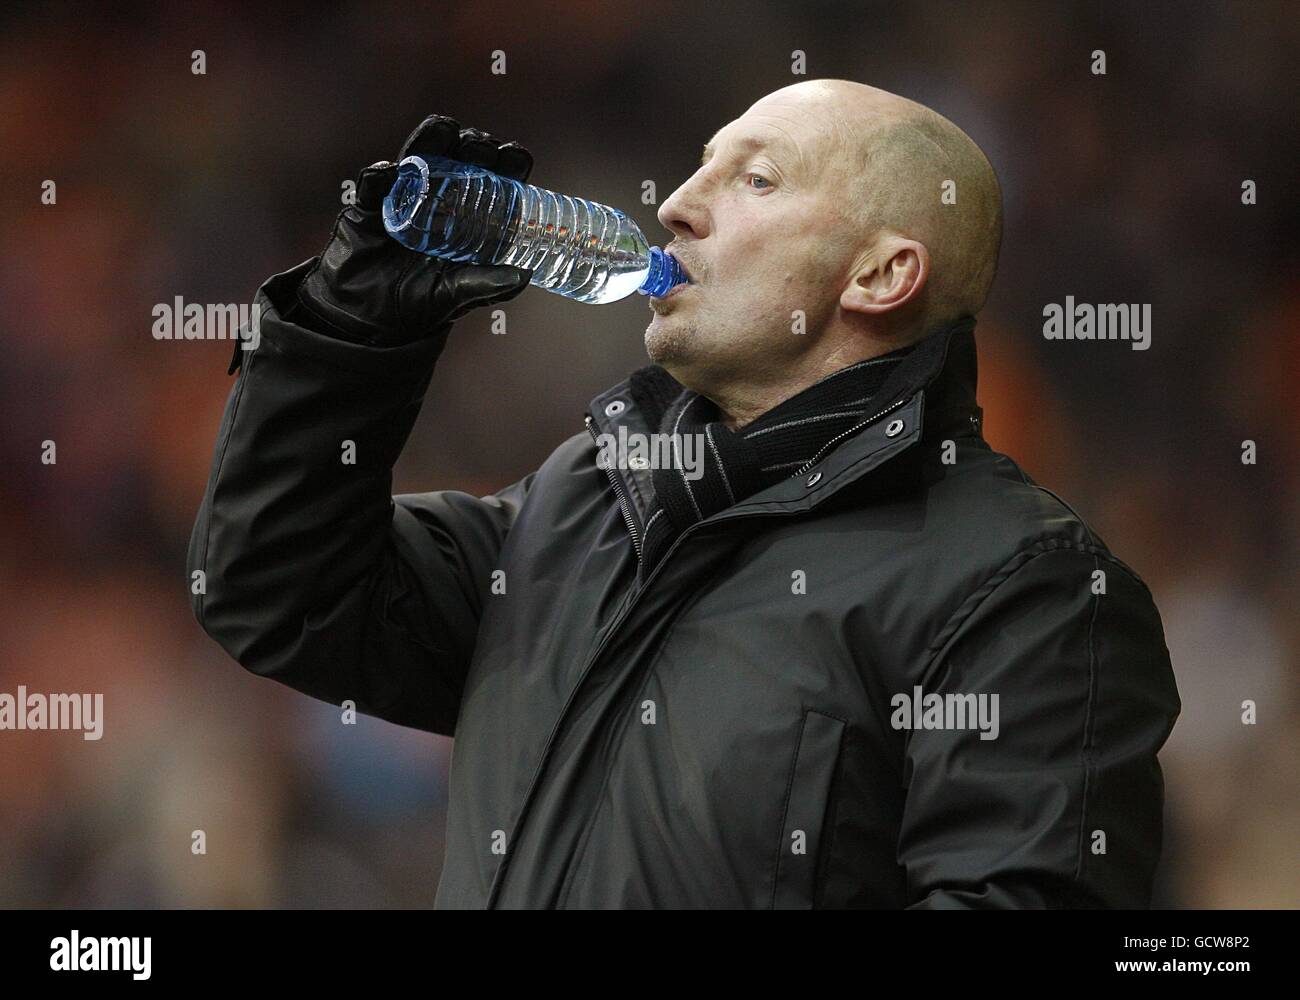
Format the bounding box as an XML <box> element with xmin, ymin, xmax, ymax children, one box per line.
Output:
<box><xmin>186</xmin><ymin>116</ymin><xmax>534</xmax><ymax>735</ymax></box>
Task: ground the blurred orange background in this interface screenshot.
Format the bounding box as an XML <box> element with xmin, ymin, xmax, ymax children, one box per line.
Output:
<box><xmin>0</xmin><ymin>0</ymin><xmax>1295</xmax><ymax>907</ymax></box>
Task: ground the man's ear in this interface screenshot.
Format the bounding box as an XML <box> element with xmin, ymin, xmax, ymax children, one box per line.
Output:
<box><xmin>841</xmin><ymin>236</ymin><xmax>930</xmax><ymax>316</ymax></box>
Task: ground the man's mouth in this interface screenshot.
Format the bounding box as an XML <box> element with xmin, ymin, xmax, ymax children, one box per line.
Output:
<box><xmin>649</xmin><ymin>281</ymin><xmax>692</xmax><ymax>308</ymax></box>
<box><xmin>648</xmin><ymin>250</ymin><xmax>696</xmax><ymax>306</ymax></box>
<box><xmin>669</xmin><ymin>252</ymin><xmax>695</xmax><ymax>283</ymax></box>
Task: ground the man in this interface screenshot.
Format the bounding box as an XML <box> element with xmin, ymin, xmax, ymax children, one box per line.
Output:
<box><xmin>187</xmin><ymin>79</ymin><xmax>1180</xmax><ymax>908</ymax></box>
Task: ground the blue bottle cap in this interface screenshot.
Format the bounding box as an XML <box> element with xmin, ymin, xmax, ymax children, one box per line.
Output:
<box><xmin>637</xmin><ymin>247</ymin><xmax>687</xmax><ymax>297</ymax></box>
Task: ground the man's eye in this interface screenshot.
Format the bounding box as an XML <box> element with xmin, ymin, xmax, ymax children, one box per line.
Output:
<box><xmin>747</xmin><ymin>173</ymin><xmax>772</xmax><ymax>190</ymax></box>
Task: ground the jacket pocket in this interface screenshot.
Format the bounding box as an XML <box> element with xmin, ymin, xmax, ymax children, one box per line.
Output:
<box><xmin>771</xmin><ymin>709</ymin><xmax>846</xmax><ymax>909</ymax></box>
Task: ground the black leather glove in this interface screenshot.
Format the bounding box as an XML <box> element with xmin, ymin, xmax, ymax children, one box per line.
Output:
<box><xmin>294</xmin><ymin>115</ymin><xmax>535</xmax><ymax>347</ymax></box>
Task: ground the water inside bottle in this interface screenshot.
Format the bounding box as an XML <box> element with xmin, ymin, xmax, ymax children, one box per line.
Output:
<box><xmin>383</xmin><ymin>154</ymin><xmax>684</xmax><ymax>304</ymax></box>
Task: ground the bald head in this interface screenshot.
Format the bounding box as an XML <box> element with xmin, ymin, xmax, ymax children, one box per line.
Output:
<box><xmin>649</xmin><ymin>79</ymin><xmax>1003</xmax><ymax>423</ymax></box>
<box><xmin>754</xmin><ymin>80</ymin><xmax>1003</xmax><ymax>331</ymax></box>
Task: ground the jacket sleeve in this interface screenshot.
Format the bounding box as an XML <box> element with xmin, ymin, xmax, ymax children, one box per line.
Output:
<box><xmin>186</xmin><ymin>259</ymin><xmax>533</xmax><ymax>735</ymax></box>
<box><xmin>897</xmin><ymin>543</ymin><xmax>1181</xmax><ymax>908</ymax></box>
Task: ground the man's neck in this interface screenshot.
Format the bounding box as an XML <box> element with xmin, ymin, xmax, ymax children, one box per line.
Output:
<box><xmin>712</xmin><ymin>340</ymin><xmax>912</xmax><ymax>430</ymax></box>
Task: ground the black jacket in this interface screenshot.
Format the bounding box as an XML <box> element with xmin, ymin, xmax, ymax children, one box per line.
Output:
<box><xmin>187</xmin><ymin>259</ymin><xmax>1181</xmax><ymax>908</ymax></box>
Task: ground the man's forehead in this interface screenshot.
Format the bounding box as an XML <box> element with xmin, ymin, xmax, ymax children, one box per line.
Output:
<box><xmin>702</xmin><ymin>95</ymin><xmax>863</xmax><ymax>167</ymax></box>
<box><xmin>701</xmin><ymin>127</ymin><xmax>797</xmax><ymax>162</ymax></box>
<box><xmin>700</xmin><ymin>112</ymin><xmax>834</xmax><ymax>166</ymax></box>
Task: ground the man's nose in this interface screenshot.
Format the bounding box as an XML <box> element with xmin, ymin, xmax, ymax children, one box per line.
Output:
<box><xmin>657</xmin><ymin>179</ymin><xmax>709</xmax><ymax>240</ymax></box>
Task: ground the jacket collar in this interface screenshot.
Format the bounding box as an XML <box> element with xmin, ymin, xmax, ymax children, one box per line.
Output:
<box><xmin>586</xmin><ymin>315</ymin><xmax>982</xmax><ymax>524</ymax></box>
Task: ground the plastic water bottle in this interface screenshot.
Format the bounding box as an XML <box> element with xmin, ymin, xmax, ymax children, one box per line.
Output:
<box><xmin>382</xmin><ymin>154</ymin><xmax>687</xmax><ymax>304</ymax></box>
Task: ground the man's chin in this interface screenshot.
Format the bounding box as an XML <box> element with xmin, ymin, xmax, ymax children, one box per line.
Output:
<box><xmin>644</xmin><ymin>316</ymin><xmax>694</xmax><ymax>367</ymax></box>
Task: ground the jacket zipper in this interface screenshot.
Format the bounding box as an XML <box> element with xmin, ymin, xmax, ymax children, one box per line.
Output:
<box><xmin>792</xmin><ymin>395</ymin><xmax>910</xmax><ymax>478</ymax></box>
<box><xmin>585</xmin><ymin>414</ymin><xmax>643</xmax><ymax>561</ymax></box>
<box><xmin>484</xmin><ymin>495</ymin><xmax>736</xmax><ymax>907</ymax></box>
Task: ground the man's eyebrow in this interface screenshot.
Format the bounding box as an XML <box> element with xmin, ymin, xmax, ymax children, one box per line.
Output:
<box><xmin>699</xmin><ymin>134</ymin><xmax>793</xmax><ymax>167</ymax></box>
